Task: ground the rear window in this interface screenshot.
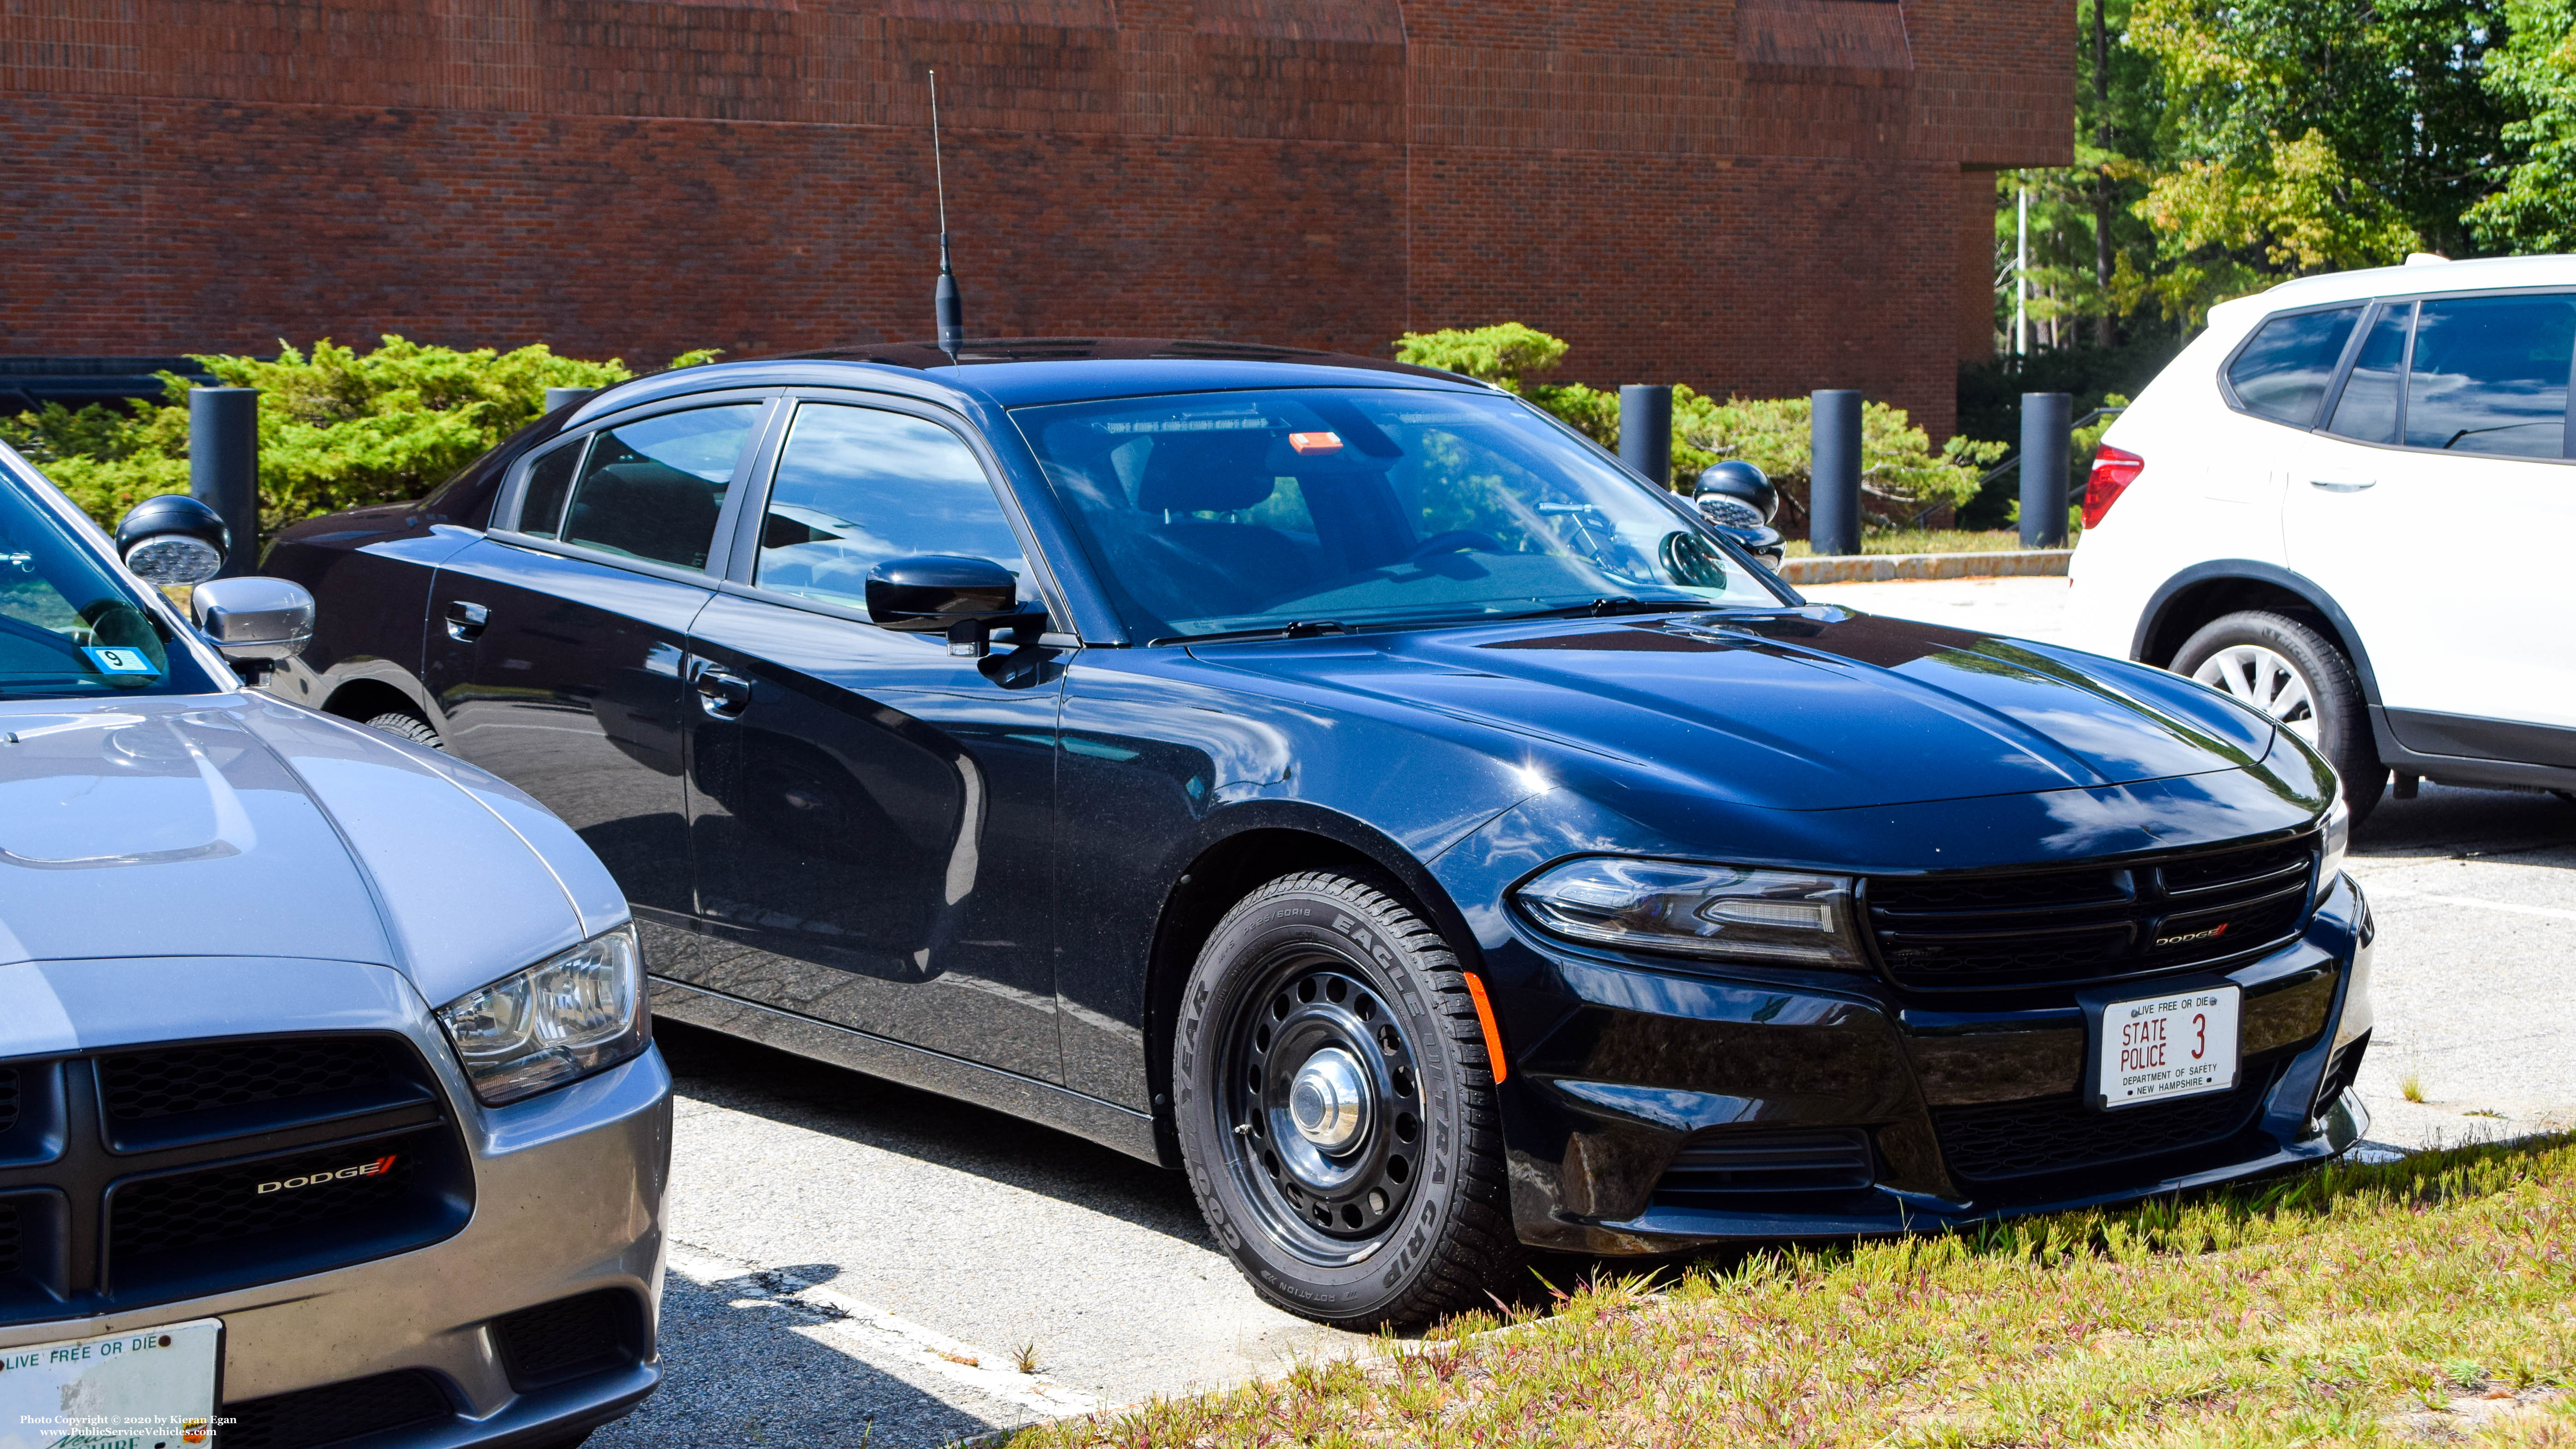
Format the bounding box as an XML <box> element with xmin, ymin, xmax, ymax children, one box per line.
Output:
<box><xmin>0</xmin><ymin>473</ymin><xmax>222</xmax><ymax>698</ymax></box>
<box><xmin>2228</xmin><ymin>306</ymin><xmax>2363</xmax><ymax>425</ymax></box>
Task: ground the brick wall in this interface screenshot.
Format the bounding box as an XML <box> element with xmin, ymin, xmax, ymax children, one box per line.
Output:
<box><xmin>0</xmin><ymin>0</ymin><xmax>2069</xmax><ymax>438</ymax></box>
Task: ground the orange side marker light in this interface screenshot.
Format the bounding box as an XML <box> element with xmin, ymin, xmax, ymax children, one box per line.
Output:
<box><xmin>1461</xmin><ymin>972</ymin><xmax>1508</xmax><ymax>1083</ymax></box>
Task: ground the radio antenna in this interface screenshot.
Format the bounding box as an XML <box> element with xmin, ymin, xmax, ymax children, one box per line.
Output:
<box><xmin>929</xmin><ymin>69</ymin><xmax>964</xmax><ymax>361</ymax></box>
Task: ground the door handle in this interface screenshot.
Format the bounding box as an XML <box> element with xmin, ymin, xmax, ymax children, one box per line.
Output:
<box><xmin>695</xmin><ymin>666</ymin><xmax>753</xmax><ymax>719</ymax></box>
<box><xmin>2308</xmin><ymin>479</ymin><xmax>2376</xmax><ymax>492</ymax></box>
<box><xmin>444</xmin><ymin>600</ymin><xmax>489</xmax><ymax>641</ymax></box>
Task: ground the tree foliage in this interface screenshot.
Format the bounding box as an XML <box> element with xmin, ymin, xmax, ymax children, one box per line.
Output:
<box><xmin>0</xmin><ymin>336</ymin><xmax>716</xmax><ymax>536</ymax></box>
<box><xmin>2469</xmin><ymin>0</ymin><xmax>2576</xmax><ymax>249</ymax></box>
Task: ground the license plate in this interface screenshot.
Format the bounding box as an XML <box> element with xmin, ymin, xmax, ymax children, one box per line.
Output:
<box><xmin>0</xmin><ymin>1318</ymin><xmax>219</xmax><ymax>1449</ymax></box>
<box><xmin>2098</xmin><ymin>985</ymin><xmax>2240</xmax><ymax>1108</ymax></box>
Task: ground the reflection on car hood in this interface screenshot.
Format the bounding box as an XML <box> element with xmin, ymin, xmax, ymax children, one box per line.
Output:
<box><xmin>1190</xmin><ymin>607</ymin><xmax>2277</xmax><ymax>811</ymax></box>
<box><xmin>0</xmin><ymin>693</ymin><xmax>625</xmax><ymax>1008</ymax></box>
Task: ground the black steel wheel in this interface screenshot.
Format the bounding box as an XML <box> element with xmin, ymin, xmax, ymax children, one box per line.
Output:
<box><xmin>1174</xmin><ymin>871</ymin><xmax>1521</xmax><ymax>1327</ymax></box>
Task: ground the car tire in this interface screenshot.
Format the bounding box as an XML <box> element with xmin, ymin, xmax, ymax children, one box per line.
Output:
<box><xmin>362</xmin><ymin>710</ymin><xmax>445</xmax><ymax>750</ymax></box>
<box><xmin>1173</xmin><ymin>870</ymin><xmax>1523</xmax><ymax>1328</ymax></box>
<box><xmin>2173</xmin><ymin>610</ymin><xmax>2383</xmax><ymax>825</ymax></box>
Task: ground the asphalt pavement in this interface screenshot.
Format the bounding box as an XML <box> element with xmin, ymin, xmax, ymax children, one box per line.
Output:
<box><xmin>594</xmin><ymin>575</ymin><xmax>2576</xmax><ymax>1447</ymax></box>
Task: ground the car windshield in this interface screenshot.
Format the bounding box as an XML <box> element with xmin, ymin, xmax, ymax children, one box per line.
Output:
<box><xmin>1014</xmin><ymin>387</ymin><xmax>1788</xmax><ymax>640</ymax></box>
<box><xmin>0</xmin><ymin>468</ymin><xmax>219</xmax><ymax>698</ymax></box>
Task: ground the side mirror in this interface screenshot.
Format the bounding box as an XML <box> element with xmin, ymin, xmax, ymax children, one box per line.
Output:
<box><xmin>191</xmin><ymin>576</ymin><xmax>315</xmax><ymax>663</ymax></box>
<box><xmin>117</xmin><ymin>495</ymin><xmax>230</xmax><ymax>586</ymax></box>
<box><xmin>865</xmin><ymin>555</ymin><xmax>1042</xmax><ymax>657</ymax></box>
<box><xmin>1692</xmin><ymin>461</ymin><xmax>1786</xmax><ymax>573</ymax></box>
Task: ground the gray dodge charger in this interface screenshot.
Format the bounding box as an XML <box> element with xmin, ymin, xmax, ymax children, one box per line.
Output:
<box><xmin>0</xmin><ymin>442</ymin><xmax>669</xmax><ymax>1446</ymax></box>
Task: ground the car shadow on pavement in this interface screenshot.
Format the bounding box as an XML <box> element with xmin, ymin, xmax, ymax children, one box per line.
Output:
<box><xmin>2353</xmin><ymin>779</ymin><xmax>2576</xmax><ymax>858</ymax></box>
<box><xmin>599</xmin><ymin>1259</ymin><xmax>1000</xmax><ymax>1448</ymax></box>
<box><xmin>654</xmin><ymin>1019</ymin><xmax>1212</xmax><ymax>1246</ymax></box>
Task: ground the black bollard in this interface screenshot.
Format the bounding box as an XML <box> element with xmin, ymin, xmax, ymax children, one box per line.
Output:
<box><xmin>2019</xmin><ymin>391</ymin><xmax>2072</xmax><ymax>548</ymax></box>
<box><xmin>1618</xmin><ymin>385</ymin><xmax>1674</xmax><ymax>487</ymax></box>
<box><xmin>544</xmin><ymin>386</ymin><xmax>595</xmax><ymax>415</ymax></box>
<box><xmin>189</xmin><ymin>387</ymin><xmax>260</xmax><ymax>578</ymax></box>
<box><xmin>1809</xmin><ymin>389</ymin><xmax>1863</xmax><ymax>556</ymax></box>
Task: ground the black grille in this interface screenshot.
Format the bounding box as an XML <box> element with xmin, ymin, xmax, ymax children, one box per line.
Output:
<box><xmin>1933</xmin><ymin>1068</ymin><xmax>2279</xmax><ymax>1184</ymax></box>
<box><xmin>496</xmin><ymin>1288</ymin><xmax>642</xmax><ymax>1390</ymax></box>
<box><xmin>1651</xmin><ymin>1129</ymin><xmax>1875</xmax><ymax>1208</ymax></box>
<box><xmin>0</xmin><ymin>1067</ymin><xmax>18</xmax><ymax>1136</ymax></box>
<box><xmin>2314</xmin><ymin>1032</ymin><xmax>2369</xmax><ymax>1113</ymax></box>
<box><xmin>111</xmin><ymin>1139</ymin><xmax>419</xmax><ymax>1261</ymax></box>
<box><xmin>0</xmin><ymin>1197</ymin><xmax>18</xmax><ymax>1275</ymax></box>
<box><xmin>100</xmin><ymin>1038</ymin><xmax>398</xmax><ymax>1122</ymax></box>
<box><xmin>0</xmin><ymin>1034</ymin><xmax>468</xmax><ymax>1325</ymax></box>
<box><xmin>220</xmin><ymin>1369</ymin><xmax>451</xmax><ymax>1449</ymax></box>
<box><xmin>1867</xmin><ymin>835</ymin><xmax>2318</xmax><ymax>994</ymax></box>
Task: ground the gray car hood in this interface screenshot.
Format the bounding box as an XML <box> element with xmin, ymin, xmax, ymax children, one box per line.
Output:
<box><xmin>0</xmin><ymin>692</ymin><xmax>625</xmax><ymax>1008</ymax></box>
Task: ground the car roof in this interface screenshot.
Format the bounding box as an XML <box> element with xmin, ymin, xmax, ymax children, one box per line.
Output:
<box><xmin>564</xmin><ymin>337</ymin><xmax>1492</xmax><ymax>424</ymax></box>
<box><xmin>2210</xmin><ymin>254</ymin><xmax>2576</xmax><ymax>328</ymax></box>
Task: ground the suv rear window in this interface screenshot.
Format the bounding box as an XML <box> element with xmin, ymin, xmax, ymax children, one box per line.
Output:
<box><xmin>2228</xmin><ymin>306</ymin><xmax>2363</xmax><ymax>425</ymax></box>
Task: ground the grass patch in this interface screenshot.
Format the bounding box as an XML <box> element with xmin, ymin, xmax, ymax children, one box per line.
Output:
<box><xmin>1014</xmin><ymin>1135</ymin><xmax>2576</xmax><ymax>1447</ymax></box>
<box><xmin>1781</xmin><ymin>529</ymin><xmax>2064</xmax><ymax>558</ymax></box>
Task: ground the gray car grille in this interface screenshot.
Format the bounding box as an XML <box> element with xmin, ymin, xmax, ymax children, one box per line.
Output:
<box><xmin>0</xmin><ymin>1034</ymin><xmax>472</xmax><ymax>1326</ymax></box>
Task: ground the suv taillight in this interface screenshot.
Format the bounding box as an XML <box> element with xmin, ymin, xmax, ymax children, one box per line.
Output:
<box><xmin>2085</xmin><ymin>445</ymin><xmax>2144</xmax><ymax>529</ymax></box>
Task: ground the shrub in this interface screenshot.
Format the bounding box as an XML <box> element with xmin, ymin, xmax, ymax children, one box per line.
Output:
<box><xmin>1395</xmin><ymin>324</ymin><xmax>2000</xmax><ymax>529</ymax></box>
<box><xmin>0</xmin><ymin>336</ymin><xmax>717</xmax><ymax>537</ymax></box>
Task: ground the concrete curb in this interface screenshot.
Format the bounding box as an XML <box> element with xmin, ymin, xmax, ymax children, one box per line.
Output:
<box><xmin>1779</xmin><ymin>549</ymin><xmax>2072</xmax><ymax>585</ymax></box>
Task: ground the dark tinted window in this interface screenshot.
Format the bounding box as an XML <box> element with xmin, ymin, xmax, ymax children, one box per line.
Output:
<box><xmin>2404</xmin><ymin>294</ymin><xmax>2576</xmax><ymax>457</ymax></box>
<box><xmin>754</xmin><ymin>404</ymin><xmax>1024</xmax><ymax>610</ymax></box>
<box><xmin>516</xmin><ymin>440</ymin><xmax>583</xmax><ymax>538</ymax></box>
<box><xmin>2326</xmin><ymin>303</ymin><xmax>2411</xmax><ymax>444</ymax></box>
<box><xmin>2229</xmin><ymin>306</ymin><xmax>2363</xmax><ymax>425</ymax></box>
<box><xmin>559</xmin><ymin>405</ymin><xmax>761</xmax><ymax>570</ymax></box>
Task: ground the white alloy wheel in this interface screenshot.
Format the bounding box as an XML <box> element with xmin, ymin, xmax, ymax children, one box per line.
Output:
<box><xmin>2193</xmin><ymin>644</ymin><xmax>2318</xmax><ymax>743</ymax></box>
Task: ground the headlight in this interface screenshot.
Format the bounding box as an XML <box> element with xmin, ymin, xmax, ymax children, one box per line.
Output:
<box><xmin>2319</xmin><ymin>789</ymin><xmax>2350</xmax><ymax>885</ymax></box>
<box><xmin>435</xmin><ymin>925</ymin><xmax>647</xmax><ymax>1105</ymax></box>
<box><xmin>1515</xmin><ymin>858</ymin><xmax>1867</xmax><ymax>970</ymax></box>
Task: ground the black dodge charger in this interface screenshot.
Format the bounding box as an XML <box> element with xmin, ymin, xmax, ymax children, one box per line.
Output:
<box><xmin>264</xmin><ymin>340</ymin><xmax>2372</xmax><ymax>1326</ymax></box>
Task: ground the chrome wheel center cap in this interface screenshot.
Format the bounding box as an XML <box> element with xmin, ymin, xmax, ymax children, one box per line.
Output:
<box><xmin>1287</xmin><ymin>1047</ymin><xmax>1370</xmax><ymax>1151</ymax></box>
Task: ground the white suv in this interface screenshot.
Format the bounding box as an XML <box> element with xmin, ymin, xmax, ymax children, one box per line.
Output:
<box><xmin>2064</xmin><ymin>254</ymin><xmax>2576</xmax><ymax>824</ymax></box>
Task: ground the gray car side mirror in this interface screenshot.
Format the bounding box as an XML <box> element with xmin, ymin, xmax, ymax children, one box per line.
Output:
<box><xmin>117</xmin><ymin>494</ymin><xmax>230</xmax><ymax>586</ymax></box>
<box><xmin>191</xmin><ymin>576</ymin><xmax>315</xmax><ymax>662</ymax></box>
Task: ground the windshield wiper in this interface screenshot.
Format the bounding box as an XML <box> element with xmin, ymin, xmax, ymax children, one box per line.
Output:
<box><xmin>1494</xmin><ymin>596</ymin><xmax>1707</xmax><ymax>622</ymax></box>
<box><xmin>1152</xmin><ymin>619</ymin><xmax>1350</xmax><ymax>646</ymax></box>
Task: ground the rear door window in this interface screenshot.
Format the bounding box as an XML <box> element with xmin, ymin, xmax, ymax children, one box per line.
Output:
<box><xmin>2228</xmin><ymin>306</ymin><xmax>2364</xmax><ymax>425</ymax></box>
<box><xmin>2403</xmin><ymin>293</ymin><xmax>2576</xmax><ymax>457</ymax></box>
<box><xmin>555</xmin><ymin>405</ymin><xmax>762</xmax><ymax>570</ymax></box>
<box><xmin>2324</xmin><ymin>303</ymin><xmax>2412</xmax><ymax>445</ymax></box>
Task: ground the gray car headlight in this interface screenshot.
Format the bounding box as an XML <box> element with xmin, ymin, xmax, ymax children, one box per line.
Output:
<box><xmin>435</xmin><ymin>925</ymin><xmax>648</xmax><ymax>1106</ymax></box>
<box><xmin>1515</xmin><ymin>858</ymin><xmax>1867</xmax><ymax>969</ymax></box>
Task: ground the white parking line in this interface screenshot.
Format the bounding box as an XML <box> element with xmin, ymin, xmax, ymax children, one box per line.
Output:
<box><xmin>665</xmin><ymin>1242</ymin><xmax>1104</xmax><ymax>1419</ymax></box>
<box><xmin>2361</xmin><ymin>884</ymin><xmax>2576</xmax><ymax>924</ymax></box>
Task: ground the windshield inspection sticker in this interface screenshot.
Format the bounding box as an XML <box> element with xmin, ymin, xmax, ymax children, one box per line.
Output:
<box><xmin>81</xmin><ymin>647</ymin><xmax>159</xmax><ymax>677</ymax></box>
<box><xmin>1288</xmin><ymin>431</ymin><xmax>1343</xmax><ymax>455</ymax></box>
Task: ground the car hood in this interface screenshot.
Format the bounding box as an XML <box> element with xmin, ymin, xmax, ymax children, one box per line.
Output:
<box><xmin>0</xmin><ymin>692</ymin><xmax>624</xmax><ymax>1007</ymax></box>
<box><xmin>1189</xmin><ymin>607</ymin><xmax>2279</xmax><ymax>811</ymax></box>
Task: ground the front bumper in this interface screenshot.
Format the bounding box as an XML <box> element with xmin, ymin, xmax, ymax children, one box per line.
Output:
<box><xmin>0</xmin><ymin>956</ymin><xmax>674</xmax><ymax>1444</ymax></box>
<box><xmin>1486</xmin><ymin>874</ymin><xmax>2373</xmax><ymax>1254</ymax></box>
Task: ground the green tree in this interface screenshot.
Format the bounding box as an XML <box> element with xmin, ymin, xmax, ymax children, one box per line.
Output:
<box><xmin>2469</xmin><ymin>0</ymin><xmax>2576</xmax><ymax>249</ymax></box>
<box><xmin>2125</xmin><ymin>0</ymin><xmax>2507</xmax><ymax>312</ymax></box>
<box><xmin>2</xmin><ymin>336</ymin><xmax>715</xmax><ymax>536</ymax></box>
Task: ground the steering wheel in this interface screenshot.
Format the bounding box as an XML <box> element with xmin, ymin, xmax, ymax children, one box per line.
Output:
<box><xmin>1404</xmin><ymin>530</ymin><xmax>1505</xmax><ymax>563</ymax></box>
